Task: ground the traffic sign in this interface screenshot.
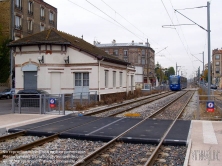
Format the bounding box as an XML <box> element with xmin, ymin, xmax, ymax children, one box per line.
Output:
<box><xmin>49</xmin><ymin>98</ymin><xmax>56</xmax><ymax>104</ymax></box>
<box><xmin>207</xmin><ymin>101</ymin><xmax>214</xmax><ymax>112</ymax></box>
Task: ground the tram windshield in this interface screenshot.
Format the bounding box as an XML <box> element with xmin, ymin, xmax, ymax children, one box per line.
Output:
<box><xmin>170</xmin><ymin>77</ymin><xmax>179</xmax><ymax>84</ymax></box>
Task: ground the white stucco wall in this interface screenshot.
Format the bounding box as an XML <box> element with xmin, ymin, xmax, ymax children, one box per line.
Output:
<box><xmin>14</xmin><ymin>45</ymin><xmax>135</xmax><ymax>96</ymax></box>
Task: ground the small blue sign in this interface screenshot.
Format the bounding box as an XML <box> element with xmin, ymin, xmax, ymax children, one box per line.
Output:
<box><xmin>49</xmin><ymin>98</ymin><xmax>56</xmax><ymax>104</ymax></box>
<box><xmin>207</xmin><ymin>102</ymin><xmax>214</xmax><ymax>109</ymax></box>
<box><xmin>206</xmin><ymin>101</ymin><xmax>214</xmax><ymax>112</ymax></box>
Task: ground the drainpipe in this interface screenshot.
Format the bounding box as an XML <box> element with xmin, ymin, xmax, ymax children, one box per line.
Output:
<box><xmin>98</xmin><ymin>58</ymin><xmax>104</xmax><ymax>101</ymax></box>
<box><xmin>10</xmin><ymin>0</ymin><xmax>15</xmax><ymax>88</ymax></box>
<box><xmin>126</xmin><ymin>66</ymin><xmax>129</xmax><ymax>95</ymax></box>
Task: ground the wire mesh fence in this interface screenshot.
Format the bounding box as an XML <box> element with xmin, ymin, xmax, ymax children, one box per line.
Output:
<box><xmin>197</xmin><ymin>95</ymin><xmax>222</xmax><ymax>120</ymax></box>
<box><xmin>12</xmin><ymin>91</ymin><xmax>97</xmax><ymax>115</ymax></box>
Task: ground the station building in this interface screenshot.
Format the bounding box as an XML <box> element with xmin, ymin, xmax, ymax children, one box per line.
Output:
<box><xmin>8</xmin><ymin>29</ymin><xmax>135</xmax><ymax>100</ymax></box>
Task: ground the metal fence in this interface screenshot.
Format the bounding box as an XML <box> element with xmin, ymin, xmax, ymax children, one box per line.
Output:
<box><xmin>12</xmin><ymin>91</ymin><xmax>97</xmax><ymax>115</ymax></box>
<box><xmin>196</xmin><ymin>95</ymin><xmax>222</xmax><ymax>120</ymax></box>
<box><xmin>196</xmin><ymin>84</ymin><xmax>222</xmax><ymax>120</ymax></box>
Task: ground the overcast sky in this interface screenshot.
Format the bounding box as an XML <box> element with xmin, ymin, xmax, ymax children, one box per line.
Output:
<box><xmin>44</xmin><ymin>0</ymin><xmax>222</xmax><ymax>79</ymax></box>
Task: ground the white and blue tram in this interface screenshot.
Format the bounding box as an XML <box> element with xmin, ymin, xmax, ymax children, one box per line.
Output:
<box><xmin>169</xmin><ymin>75</ymin><xmax>187</xmax><ymax>91</ymax></box>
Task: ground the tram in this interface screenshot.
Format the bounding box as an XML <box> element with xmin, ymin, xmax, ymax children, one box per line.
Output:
<box><xmin>169</xmin><ymin>75</ymin><xmax>187</xmax><ymax>91</ymax></box>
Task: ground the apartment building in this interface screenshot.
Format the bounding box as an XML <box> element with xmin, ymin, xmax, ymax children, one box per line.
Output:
<box><xmin>0</xmin><ymin>0</ymin><xmax>57</xmax><ymax>40</ymax></box>
<box><xmin>95</xmin><ymin>40</ymin><xmax>155</xmax><ymax>87</ymax></box>
<box><xmin>212</xmin><ymin>48</ymin><xmax>222</xmax><ymax>86</ymax></box>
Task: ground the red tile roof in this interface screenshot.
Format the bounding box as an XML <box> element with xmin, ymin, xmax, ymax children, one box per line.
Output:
<box><xmin>9</xmin><ymin>29</ymin><xmax>129</xmax><ymax>65</ymax></box>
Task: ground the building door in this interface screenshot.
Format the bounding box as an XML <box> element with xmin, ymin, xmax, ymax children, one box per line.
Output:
<box><xmin>24</xmin><ymin>71</ymin><xmax>37</xmax><ymax>89</ymax></box>
<box><xmin>51</xmin><ymin>73</ymin><xmax>61</xmax><ymax>94</ymax></box>
<box><xmin>74</xmin><ymin>73</ymin><xmax>89</xmax><ymax>98</ymax></box>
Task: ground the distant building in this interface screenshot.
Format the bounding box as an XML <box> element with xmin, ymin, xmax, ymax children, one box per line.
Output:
<box><xmin>212</xmin><ymin>49</ymin><xmax>222</xmax><ymax>87</ymax></box>
<box><xmin>8</xmin><ymin>29</ymin><xmax>135</xmax><ymax>100</ymax></box>
<box><xmin>0</xmin><ymin>0</ymin><xmax>57</xmax><ymax>40</ymax></box>
<box><xmin>94</xmin><ymin>40</ymin><xmax>155</xmax><ymax>87</ymax></box>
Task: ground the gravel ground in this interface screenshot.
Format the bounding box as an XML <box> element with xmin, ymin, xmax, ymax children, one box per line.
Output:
<box><xmin>154</xmin><ymin>91</ymin><xmax>193</xmax><ymax>120</ymax></box>
<box><xmin>87</xmin><ymin>142</ymin><xmax>156</xmax><ymax>166</ymax></box>
<box><xmin>153</xmin><ymin>145</ymin><xmax>187</xmax><ymax>166</ymax></box>
<box><xmin>115</xmin><ymin>91</ymin><xmax>185</xmax><ymax>119</ymax></box>
<box><xmin>0</xmin><ymin>136</ymin><xmax>44</xmax><ymax>153</ymax></box>
<box><xmin>1</xmin><ymin>138</ymin><xmax>106</xmax><ymax>165</ymax></box>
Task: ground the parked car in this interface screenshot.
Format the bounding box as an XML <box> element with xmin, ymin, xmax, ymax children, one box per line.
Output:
<box><xmin>210</xmin><ymin>84</ymin><xmax>217</xmax><ymax>89</ymax></box>
<box><xmin>0</xmin><ymin>88</ymin><xmax>15</xmax><ymax>99</ymax></box>
<box><xmin>14</xmin><ymin>89</ymin><xmax>49</xmax><ymax>107</ymax></box>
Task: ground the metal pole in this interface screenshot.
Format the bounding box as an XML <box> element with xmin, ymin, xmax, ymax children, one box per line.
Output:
<box><xmin>147</xmin><ymin>38</ymin><xmax>149</xmax><ymax>84</ymax></box>
<box><xmin>207</xmin><ymin>2</ymin><xmax>211</xmax><ymax>98</ymax></box>
<box><xmin>10</xmin><ymin>0</ymin><xmax>15</xmax><ymax>89</ymax></box>
<box><xmin>176</xmin><ymin>63</ymin><xmax>177</xmax><ymax>75</ymax></box>
<box><xmin>203</xmin><ymin>52</ymin><xmax>204</xmax><ymax>74</ymax></box>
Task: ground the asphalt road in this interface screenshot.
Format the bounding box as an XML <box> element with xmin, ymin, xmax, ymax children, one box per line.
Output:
<box><xmin>0</xmin><ymin>99</ymin><xmax>13</xmax><ymax>115</ymax></box>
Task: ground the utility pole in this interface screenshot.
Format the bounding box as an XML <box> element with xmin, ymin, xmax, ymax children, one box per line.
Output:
<box><xmin>147</xmin><ymin>38</ymin><xmax>150</xmax><ymax>84</ymax></box>
<box><xmin>207</xmin><ymin>1</ymin><xmax>211</xmax><ymax>97</ymax></box>
<box><xmin>202</xmin><ymin>52</ymin><xmax>204</xmax><ymax>74</ymax></box>
<box><xmin>176</xmin><ymin>63</ymin><xmax>181</xmax><ymax>75</ymax></box>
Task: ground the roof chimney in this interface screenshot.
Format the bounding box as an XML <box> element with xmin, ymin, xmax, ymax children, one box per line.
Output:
<box><xmin>132</xmin><ymin>40</ymin><xmax>134</xmax><ymax>45</ymax></box>
<box><xmin>112</xmin><ymin>39</ymin><xmax>116</xmax><ymax>44</ymax></box>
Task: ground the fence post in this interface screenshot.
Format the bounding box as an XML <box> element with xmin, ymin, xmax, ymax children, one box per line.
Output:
<box><xmin>197</xmin><ymin>95</ymin><xmax>200</xmax><ymax>120</ymax></box>
<box><xmin>88</xmin><ymin>92</ymin><xmax>90</xmax><ymax>104</ymax></box>
<box><xmin>62</xmin><ymin>94</ymin><xmax>65</xmax><ymax>115</ymax></box>
<box><xmin>19</xmin><ymin>94</ymin><xmax>21</xmax><ymax>114</ymax></box>
<box><xmin>43</xmin><ymin>94</ymin><xmax>46</xmax><ymax>114</ymax></box>
<box><xmin>71</xmin><ymin>93</ymin><xmax>73</xmax><ymax>111</ymax></box>
<box><xmin>80</xmin><ymin>92</ymin><xmax>82</xmax><ymax>104</ymax></box>
<box><xmin>39</xmin><ymin>94</ymin><xmax>42</xmax><ymax>114</ymax></box>
<box><xmin>12</xmin><ymin>94</ymin><xmax>15</xmax><ymax>113</ymax></box>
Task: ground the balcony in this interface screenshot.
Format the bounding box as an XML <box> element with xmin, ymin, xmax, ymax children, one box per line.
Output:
<box><xmin>14</xmin><ymin>4</ymin><xmax>22</xmax><ymax>11</ymax></box>
<box><xmin>40</xmin><ymin>16</ymin><xmax>45</xmax><ymax>21</ymax></box>
<box><xmin>28</xmin><ymin>10</ymin><xmax>33</xmax><ymax>16</ymax></box>
<box><xmin>49</xmin><ymin>20</ymin><xmax>54</xmax><ymax>25</ymax></box>
<box><xmin>14</xmin><ymin>25</ymin><xmax>22</xmax><ymax>30</ymax></box>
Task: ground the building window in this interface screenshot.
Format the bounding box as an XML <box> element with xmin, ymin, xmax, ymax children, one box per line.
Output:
<box><xmin>215</xmin><ymin>55</ymin><xmax>220</xmax><ymax>60</ymax></box>
<box><xmin>15</xmin><ymin>0</ymin><xmax>22</xmax><ymax>10</ymax></box>
<box><xmin>119</xmin><ymin>72</ymin><xmax>123</xmax><ymax>87</ymax></box>
<box><xmin>49</xmin><ymin>11</ymin><xmax>54</xmax><ymax>25</ymax></box>
<box><xmin>105</xmin><ymin>70</ymin><xmax>109</xmax><ymax>88</ymax></box>
<box><xmin>113</xmin><ymin>71</ymin><xmax>116</xmax><ymax>87</ymax></box>
<box><xmin>124</xmin><ymin>50</ymin><xmax>128</xmax><ymax>56</ymax></box>
<box><xmin>142</xmin><ymin>49</ymin><xmax>145</xmax><ymax>56</ymax></box>
<box><xmin>113</xmin><ymin>50</ymin><xmax>118</xmax><ymax>56</ymax></box>
<box><xmin>215</xmin><ymin>67</ymin><xmax>220</xmax><ymax>74</ymax></box>
<box><xmin>75</xmin><ymin>73</ymin><xmax>82</xmax><ymax>86</ymax></box>
<box><xmin>40</xmin><ymin>7</ymin><xmax>45</xmax><ymax>21</ymax></box>
<box><xmin>141</xmin><ymin>56</ymin><xmax>145</xmax><ymax>65</ymax></box>
<box><xmin>40</xmin><ymin>24</ymin><xmax>44</xmax><ymax>31</ymax></box>
<box><xmin>83</xmin><ymin>73</ymin><xmax>89</xmax><ymax>86</ymax></box>
<box><xmin>27</xmin><ymin>20</ymin><xmax>33</xmax><ymax>33</ymax></box>
<box><xmin>15</xmin><ymin>15</ymin><xmax>22</xmax><ymax>30</ymax></box>
<box><xmin>216</xmin><ymin>61</ymin><xmax>220</xmax><ymax>66</ymax></box>
<box><xmin>28</xmin><ymin>1</ymin><xmax>33</xmax><ymax>15</ymax></box>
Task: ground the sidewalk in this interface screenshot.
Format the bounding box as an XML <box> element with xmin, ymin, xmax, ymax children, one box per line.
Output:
<box><xmin>0</xmin><ymin>114</ymin><xmax>60</xmax><ymax>131</ymax></box>
<box><xmin>187</xmin><ymin>120</ymin><xmax>222</xmax><ymax>166</ymax></box>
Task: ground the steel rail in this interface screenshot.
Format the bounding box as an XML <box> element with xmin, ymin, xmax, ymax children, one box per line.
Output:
<box><xmin>84</xmin><ymin>91</ymin><xmax>174</xmax><ymax>116</ymax></box>
<box><xmin>74</xmin><ymin>91</ymin><xmax>191</xmax><ymax>166</ymax></box>
<box><xmin>144</xmin><ymin>91</ymin><xmax>195</xmax><ymax>166</ymax></box>
<box><xmin>0</xmin><ymin>117</ymin><xmax>104</xmax><ymax>161</ymax></box>
<box><xmin>107</xmin><ymin>92</ymin><xmax>175</xmax><ymax>117</ymax></box>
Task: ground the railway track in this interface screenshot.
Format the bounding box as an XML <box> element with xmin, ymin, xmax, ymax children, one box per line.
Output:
<box><xmin>84</xmin><ymin>91</ymin><xmax>175</xmax><ymax>117</ymax></box>
<box><xmin>73</xmin><ymin>90</ymin><xmax>194</xmax><ymax>165</ymax></box>
<box><xmin>0</xmin><ymin>90</ymin><xmax>194</xmax><ymax>165</ymax></box>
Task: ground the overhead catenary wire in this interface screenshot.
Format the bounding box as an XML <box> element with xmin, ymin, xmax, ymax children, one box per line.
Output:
<box><xmin>101</xmin><ymin>0</ymin><xmax>176</xmax><ymax>64</ymax></box>
<box><xmin>67</xmin><ymin>0</ymin><xmax>121</xmax><ymax>29</ymax></box>
<box><xmin>85</xmin><ymin>0</ymin><xmax>145</xmax><ymax>42</ymax></box>
<box><xmin>169</xmin><ymin>0</ymin><xmax>195</xmax><ymax>68</ymax></box>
